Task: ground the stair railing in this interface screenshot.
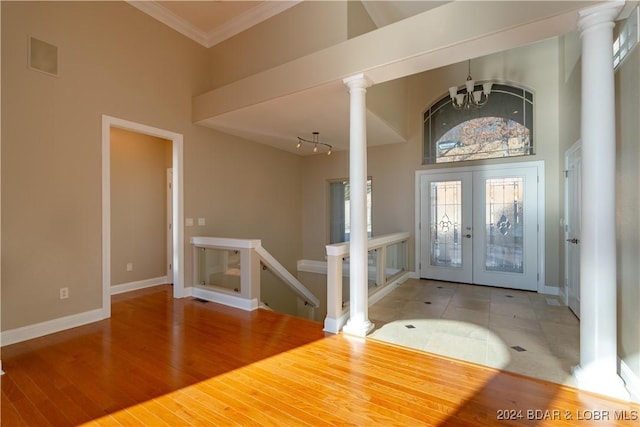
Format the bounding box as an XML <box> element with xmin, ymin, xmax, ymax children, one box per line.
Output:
<box><xmin>190</xmin><ymin>237</ymin><xmax>319</xmax><ymax>318</ymax></box>
<box><xmin>324</xmin><ymin>232</ymin><xmax>410</xmax><ymax>333</ymax></box>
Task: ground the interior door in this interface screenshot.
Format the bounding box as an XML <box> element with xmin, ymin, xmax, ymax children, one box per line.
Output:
<box><xmin>419</xmin><ymin>164</ymin><xmax>540</xmax><ymax>291</ymax></box>
<box><xmin>565</xmin><ymin>143</ymin><xmax>581</xmax><ymax>317</ymax></box>
<box><xmin>420</xmin><ymin>172</ymin><xmax>473</xmax><ymax>283</ymax></box>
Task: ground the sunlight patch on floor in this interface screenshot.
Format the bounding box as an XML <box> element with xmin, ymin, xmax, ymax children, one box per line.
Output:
<box><xmin>368</xmin><ymin>278</ymin><xmax>578</xmax><ymax>387</ymax></box>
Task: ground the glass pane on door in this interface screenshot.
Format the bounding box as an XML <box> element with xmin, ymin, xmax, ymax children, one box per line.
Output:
<box><xmin>484</xmin><ymin>177</ymin><xmax>524</xmax><ymax>273</ymax></box>
<box><xmin>430</xmin><ymin>180</ymin><xmax>462</xmax><ymax>268</ymax></box>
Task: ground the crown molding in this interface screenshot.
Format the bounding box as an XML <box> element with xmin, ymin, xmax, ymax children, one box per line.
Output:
<box><xmin>127</xmin><ymin>1</ymin><xmax>301</xmax><ymax>48</ymax></box>
<box><xmin>127</xmin><ymin>1</ymin><xmax>210</xmax><ymax>46</ymax></box>
<box><xmin>205</xmin><ymin>1</ymin><xmax>301</xmax><ymax>47</ymax></box>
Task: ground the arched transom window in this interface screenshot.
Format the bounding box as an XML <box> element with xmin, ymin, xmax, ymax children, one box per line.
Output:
<box><xmin>423</xmin><ymin>84</ymin><xmax>534</xmax><ymax>164</ymax></box>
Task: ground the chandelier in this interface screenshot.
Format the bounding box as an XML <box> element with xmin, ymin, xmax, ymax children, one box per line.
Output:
<box><xmin>448</xmin><ymin>60</ymin><xmax>492</xmax><ymax>110</ymax></box>
<box><xmin>296</xmin><ymin>131</ymin><xmax>332</xmax><ymax>155</ymax></box>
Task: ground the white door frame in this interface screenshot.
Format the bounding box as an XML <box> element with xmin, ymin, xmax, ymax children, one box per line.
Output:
<box><xmin>564</xmin><ymin>140</ymin><xmax>581</xmax><ymax>316</ymax></box>
<box><xmin>101</xmin><ymin>115</ymin><xmax>184</xmax><ymax>318</ymax></box>
<box><xmin>415</xmin><ymin>160</ymin><xmax>546</xmax><ymax>292</ymax></box>
<box><xmin>167</xmin><ymin>168</ymin><xmax>173</xmax><ymax>281</ymax></box>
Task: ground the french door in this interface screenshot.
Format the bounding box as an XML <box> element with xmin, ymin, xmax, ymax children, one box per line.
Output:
<box><xmin>418</xmin><ymin>163</ymin><xmax>541</xmax><ymax>291</ymax></box>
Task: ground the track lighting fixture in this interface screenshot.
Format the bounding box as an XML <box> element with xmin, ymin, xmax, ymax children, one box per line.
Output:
<box><xmin>296</xmin><ymin>131</ymin><xmax>332</xmax><ymax>155</ymax></box>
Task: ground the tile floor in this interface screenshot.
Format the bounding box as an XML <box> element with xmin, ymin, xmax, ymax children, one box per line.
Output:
<box><xmin>368</xmin><ymin>278</ymin><xmax>580</xmax><ymax>386</ymax></box>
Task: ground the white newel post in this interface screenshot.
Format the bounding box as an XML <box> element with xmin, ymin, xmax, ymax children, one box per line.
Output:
<box><xmin>240</xmin><ymin>247</ymin><xmax>260</xmax><ymax>309</ymax></box>
<box><xmin>324</xmin><ymin>250</ymin><xmax>345</xmax><ymax>334</ymax></box>
<box><xmin>342</xmin><ymin>73</ymin><xmax>374</xmax><ymax>337</ymax></box>
<box><xmin>574</xmin><ymin>0</ymin><xmax>629</xmax><ymax>400</ymax></box>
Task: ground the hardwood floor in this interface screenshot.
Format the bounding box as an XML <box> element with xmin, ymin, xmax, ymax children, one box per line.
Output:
<box><xmin>1</xmin><ymin>285</ymin><xmax>638</xmax><ymax>426</ymax></box>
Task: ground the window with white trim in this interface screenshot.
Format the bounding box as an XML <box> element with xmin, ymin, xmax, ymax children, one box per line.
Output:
<box><xmin>614</xmin><ymin>5</ymin><xmax>639</xmax><ymax>70</ymax></box>
<box><xmin>329</xmin><ymin>179</ymin><xmax>372</xmax><ymax>244</ymax></box>
<box><xmin>423</xmin><ymin>84</ymin><xmax>534</xmax><ymax>164</ymax></box>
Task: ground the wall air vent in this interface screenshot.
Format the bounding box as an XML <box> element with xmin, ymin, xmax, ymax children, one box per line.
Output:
<box><xmin>28</xmin><ymin>36</ymin><xmax>59</xmax><ymax>77</ymax></box>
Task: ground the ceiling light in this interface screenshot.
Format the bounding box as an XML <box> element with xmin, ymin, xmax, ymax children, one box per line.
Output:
<box><xmin>448</xmin><ymin>59</ymin><xmax>492</xmax><ymax>110</ymax></box>
<box><xmin>296</xmin><ymin>131</ymin><xmax>332</xmax><ymax>155</ymax></box>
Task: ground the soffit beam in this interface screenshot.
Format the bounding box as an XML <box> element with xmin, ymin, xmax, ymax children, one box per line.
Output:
<box><xmin>193</xmin><ymin>1</ymin><xmax>596</xmax><ymax>123</ymax></box>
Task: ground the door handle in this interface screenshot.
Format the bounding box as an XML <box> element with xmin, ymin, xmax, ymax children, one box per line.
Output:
<box><xmin>566</xmin><ymin>238</ymin><xmax>579</xmax><ymax>244</ymax></box>
<box><xmin>465</xmin><ymin>234</ymin><xmax>472</xmax><ymax>238</ymax></box>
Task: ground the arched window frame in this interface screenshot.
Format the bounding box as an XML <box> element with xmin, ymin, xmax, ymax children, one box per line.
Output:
<box><xmin>423</xmin><ymin>83</ymin><xmax>534</xmax><ymax>164</ymax></box>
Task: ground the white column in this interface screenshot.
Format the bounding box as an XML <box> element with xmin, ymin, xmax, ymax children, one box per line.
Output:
<box><xmin>342</xmin><ymin>73</ymin><xmax>374</xmax><ymax>337</ymax></box>
<box><xmin>574</xmin><ymin>0</ymin><xmax>629</xmax><ymax>401</ymax></box>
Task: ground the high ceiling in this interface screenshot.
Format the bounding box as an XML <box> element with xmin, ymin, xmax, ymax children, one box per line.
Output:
<box><xmin>126</xmin><ymin>1</ymin><xmax>591</xmax><ymax>156</ymax></box>
<box><xmin>128</xmin><ymin>1</ymin><xmax>442</xmax><ymax>48</ymax></box>
<box><xmin>126</xmin><ymin>1</ymin><xmax>445</xmax><ymax>154</ymax></box>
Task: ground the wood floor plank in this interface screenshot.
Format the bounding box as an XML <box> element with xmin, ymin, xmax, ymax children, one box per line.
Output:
<box><xmin>0</xmin><ymin>387</ymin><xmax>30</xmax><ymax>427</ymax></box>
<box><xmin>79</xmin><ymin>413</ymin><xmax>124</xmax><ymax>427</ymax></box>
<box><xmin>179</xmin><ymin>381</ymin><xmax>276</xmax><ymax>427</ymax></box>
<box><xmin>2</xmin><ymin>285</ymin><xmax>638</xmax><ymax>426</ymax></box>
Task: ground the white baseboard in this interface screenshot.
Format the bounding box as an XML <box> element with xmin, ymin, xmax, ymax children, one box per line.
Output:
<box><xmin>111</xmin><ymin>276</ymin><xmax>169</xmax><ymax>295</ymax></box>
<box><xmin>191</xmin><ymin>286</ymin><xmax>258</xmax><ymax>311</ymax></box>
<box><xmin>559</xmin><ymin>284</ymin><xmax>568</xmax><ymax>306</ymax></box>
<box><xmin>297</xmin><ymin>259</ymin><xmax>327</xmax><ymax>275</ymax></box>
<box><xmin>1</xmin><ymin>308</ymin><xmax>104</xmax><ymax>347</ymax></box>
<box><xmin>620</xmin><ymin>358</ymin><xmax>640</xmax><ymax>403</ymax></box>
<box><xmin>324</xmin><ymin>311</ymin><xmax>349</xmax><ymax>334</ymax></box>
<box><xmin>538</xmin><ymin>284</ymin><xmax>560</xmax><ymax>296</ymax></box>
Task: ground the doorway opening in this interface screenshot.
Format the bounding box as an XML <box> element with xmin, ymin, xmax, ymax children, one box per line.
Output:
<box><xmin>415</xmin><ymin>161</ymin><xmax>545</xmax><ymax>292</ymax></box>
<box><xmin>101</xmin><ymin>115</ymin><xmax>184</xmax><ymax>318</ymax></box>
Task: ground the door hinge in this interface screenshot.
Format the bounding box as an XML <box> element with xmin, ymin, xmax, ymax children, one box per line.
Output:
<box><xmin>563</xmin><ymin>170</ymin><xmax>569</xmax><ymax>178</ymax></box>
<box><xmin>537</xmin><ymin>273</ymin><xmax>539</xmax><ymax>281</ymax></box>
<box><xmin>169</xmin><ymin>263</ymin><xmax>172</xmax><ymax>271</ymax></box>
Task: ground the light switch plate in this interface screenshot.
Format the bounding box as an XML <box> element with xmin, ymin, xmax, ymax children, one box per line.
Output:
<box><xmin>186</xmin><ymin>218</ymin><xmax>194</xmax><ymax>226</ymax></box>
<box><xmin>198</xmin><ymin>218</ymin><xmax>205</xmax><ymax>226</ymax></box>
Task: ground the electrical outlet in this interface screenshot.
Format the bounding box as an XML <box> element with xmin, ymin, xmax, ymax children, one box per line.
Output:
<box><xmin>59</xmin><ymin>287</ymin><xmax>69</xmax><ymax>299</ymax></box>
<box><xmin>126</xmin><ymin>262</ymin><xmax>133</xmax><ymax>272</ymax></box>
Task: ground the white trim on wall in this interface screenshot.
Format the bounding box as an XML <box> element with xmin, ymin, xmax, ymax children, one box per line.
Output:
<box><xmin>191</xmin><ymin>286</ymin><xmax>259</xmax><ymax>311</ymax></box>
<box><xmin>297</xmin><ymin>259</ymin><xmax>328</xmax><ymax>275</ymax></box>
<box><xmin>110</xmin><ymin>276</ymin><xmax>169</xmax><ymax>295</ymax></box>
<box><xmin>1</xmin><ymin>309</ymin><xmax>103</xmax><ymax>347</ymax></box>
<box><xmin>620</xmin><ymin>358</ymin><xmax>640</xmax><ymax>403</ymax></box>
<box><xmin>102</xmin><ymin>115</ymin><xmax>185</xmax><ymax>320</ymax></box>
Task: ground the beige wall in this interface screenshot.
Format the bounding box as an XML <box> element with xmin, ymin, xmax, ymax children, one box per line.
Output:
<box><xmin>1</xmin><ymin>1</ymin><xmax>303</xmax><ymax>331</ymax></box>
<box><xmin>301</xmin><ymin>38</ymin><xmax>565</xmax><ymax>288</ymax></box>
<box><xmin>208</xmin><ymin>1</ymin><xmax>349</xmax><ymax>90</ymax></box>
<box><xmin>615</xmin><ymin>44</ymin><xmax>640</xmax><ymax>384</ymax></box>
<box><xmin>347</xmin><ymin>0</ymin><xmax>377</xmax><ymax>40</ymax></box>
<box><xmin>183</xmin><ymin>125</ymin><xmax>302</xmax><ymax>275</ymax></box>
<box><xmin>110</xmin><ymin>127</ymin><xmax>171</xmax><ymax>286</ymax></box>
